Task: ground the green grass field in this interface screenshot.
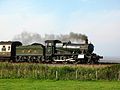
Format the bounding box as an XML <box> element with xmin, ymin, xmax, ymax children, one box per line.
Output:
<box><xmin>0</xmin><ymin>79</ymin><xmax>120</xmax><ymax>90</ymax></box>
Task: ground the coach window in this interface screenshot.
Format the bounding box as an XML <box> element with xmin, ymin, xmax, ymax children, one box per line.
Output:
<box><xmin>8</xmin><ymin>46</ymin><xmax>10</xmax><ymax>51</ymax></box>
<box><xmin>2</xmin><ymin>46</ymin><xmax>6</xmax><ymax>51</ymax></box>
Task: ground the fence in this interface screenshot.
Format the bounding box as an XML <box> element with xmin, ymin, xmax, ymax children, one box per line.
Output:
<box><xmin>0</xmin><ymin>63</ymin><xmax>120</xmax><ymax>80</ymax></box>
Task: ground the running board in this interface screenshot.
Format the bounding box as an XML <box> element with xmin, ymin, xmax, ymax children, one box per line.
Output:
<box><xmin>54</xmin><ymin>58</ymin><xmax>75</xmax><ymax>62</ymax></box>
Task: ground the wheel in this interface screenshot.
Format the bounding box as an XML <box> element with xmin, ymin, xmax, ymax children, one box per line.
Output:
<box><xmin>15</xmin><ymin>56</ymin><xmax>21</xmax><ymax>62</ymax></box>
<box><xmin>87</xmin><ymin>57</ymin><xmax>94</xmax><ymax>64</ymax></box>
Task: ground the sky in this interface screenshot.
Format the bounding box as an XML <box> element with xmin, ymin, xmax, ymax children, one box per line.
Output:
<box><xmin>0</xmin><ymin>0</ymin><xmax>120</xmax><ymax>57</ymax></box>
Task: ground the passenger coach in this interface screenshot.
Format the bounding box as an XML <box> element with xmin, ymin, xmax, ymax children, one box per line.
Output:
<box><xmin>0</xmin><ymin>41</ymin><xmax>22</xmax><ymax>61</ymax></box>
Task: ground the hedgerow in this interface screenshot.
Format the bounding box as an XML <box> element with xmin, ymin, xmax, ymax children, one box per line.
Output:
<box><xmin>0</xmin><ymin>62</ymin><xmax>120</xmax><ymax>80</ymax></box>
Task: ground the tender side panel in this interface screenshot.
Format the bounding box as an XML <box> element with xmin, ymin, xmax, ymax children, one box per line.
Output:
<box><xmin>16</xmin><ymin>45</ymin><xmax>43</xmax><ymax>55</ymax></box>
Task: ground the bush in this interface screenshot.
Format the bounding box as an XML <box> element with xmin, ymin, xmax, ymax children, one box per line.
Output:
<box><xmin>0</xmin><ymin>62</ymin><xmax>120</xmax><ymax>80</ymax></box>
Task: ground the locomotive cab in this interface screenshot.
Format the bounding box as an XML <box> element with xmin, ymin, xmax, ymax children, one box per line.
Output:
<box><xmin>45</xmin><ymin>40</ymin><xmax>61</xmax><ymax>55</ymax></box>
<box><xmin>45</xmin><ymin>40</ymin><xmax>62</xmax><ymax>62</ymax></box>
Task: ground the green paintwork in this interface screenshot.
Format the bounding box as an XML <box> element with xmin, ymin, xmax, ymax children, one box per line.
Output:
<box><xmin>16</xmin><ymin>45</ymin><xmax>43</xmax><ymax>56</ymax></box>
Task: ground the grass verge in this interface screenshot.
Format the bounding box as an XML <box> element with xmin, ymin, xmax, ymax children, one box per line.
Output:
<box><xmin>0</xmin><ymin>79</ymin><xmax>120</xmax><ymax>90</ymax></box>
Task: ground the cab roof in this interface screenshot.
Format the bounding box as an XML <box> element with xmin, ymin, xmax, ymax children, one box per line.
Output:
<box><xmin>45</xmin><ymin>40</ymin><xmax>61</xmax><ymax>43</ymax></box>
<box><xmin>0</xmin><ymin>41</ymin><xmax>22</xmax><ymax>46</ymax></box>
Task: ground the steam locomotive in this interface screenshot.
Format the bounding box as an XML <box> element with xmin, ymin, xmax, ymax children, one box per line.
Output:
<box><xmin>0</xmin><ymin>39</ymin><xmax>103</xmax><ymax>64</ymax></box>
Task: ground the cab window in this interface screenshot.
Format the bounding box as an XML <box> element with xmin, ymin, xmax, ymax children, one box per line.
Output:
<box><xmin>2</xmin><ymin>46</ymin><xmax>6</xmax><ymax>51</ymax></box>
<box><xmin>8</xmin><ymin>46</ymin><xmax>10</xmax><ymax>51</ymax></box>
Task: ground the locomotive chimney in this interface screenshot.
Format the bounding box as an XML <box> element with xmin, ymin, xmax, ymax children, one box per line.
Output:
<box><xmin>85</xmin><ymin>38</ymin><xmax>88</xmax><ymax>44</ymax></box>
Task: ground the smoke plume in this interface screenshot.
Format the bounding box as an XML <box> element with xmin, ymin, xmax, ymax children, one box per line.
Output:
<box><xmin>13</xmin><ymin>31</ymin><xmax>88</xmax><ymax>45</ymax></box>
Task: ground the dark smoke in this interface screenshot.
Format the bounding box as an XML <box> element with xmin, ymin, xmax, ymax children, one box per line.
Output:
<box><xmin>13</xmin><ymin>31</ymin><xmax>88</xmax><ymax>45</ymax></box>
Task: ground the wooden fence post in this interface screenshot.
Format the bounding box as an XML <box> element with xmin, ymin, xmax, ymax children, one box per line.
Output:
<box><xmin>56</xmin><ymin>71</ymin><xmax>58</xmax><ymax>79</ymax></box>
<box><xmin>96</xmin><ymin>70</ymin><xmax>98</xmax><ymax>80</ymax></box>
<box><xmin>118</xmin><ymin>71</ymin><xmax>120</xmax><ymax>81</ymax></box>
<box><xmin>76</xmin><ymin>70</ymin><xmax>78</xmax><ymax>79</ymax></box>
<box><xmin>17</xmin><ymin>69</ymin><xmax>20</xmax><ymax>78</ymax></box>
<box><xmin>32</xmin><ymin>70</ymin><xmax>34</xmax><ymax>78</ymax></box>
<box><xmin>1</xmin><ymin>70</ymin><xmax>2</xmax><ymax>78</ymax></box>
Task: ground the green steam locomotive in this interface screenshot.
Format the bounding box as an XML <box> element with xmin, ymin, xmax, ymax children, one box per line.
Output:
<box><xmin>0</xmin><ymin>39</ymin><xmax>103</xmax><ymax>64</ymax></box>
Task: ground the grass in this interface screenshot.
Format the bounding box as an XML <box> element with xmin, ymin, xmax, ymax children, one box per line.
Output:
<box><xmin>0</xmin><ymin>79</ymin><xmax>120</xmax><ymax>90</ymax></box>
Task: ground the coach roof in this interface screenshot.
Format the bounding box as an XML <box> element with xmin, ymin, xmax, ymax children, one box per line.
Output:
<box><xmin>0</xmin><ymin>41</ymin><xmax>22</xmax><ymax>46</ymax></box>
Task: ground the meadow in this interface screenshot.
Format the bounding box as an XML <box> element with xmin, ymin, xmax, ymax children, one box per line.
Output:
<box><xmin>0</xmin><ymin>79</ymin><xmax>120</xmax><ymax>90</ymax></box>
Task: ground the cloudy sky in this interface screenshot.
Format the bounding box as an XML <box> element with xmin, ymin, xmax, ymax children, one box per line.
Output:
<box><xmin>0</xmin><ymin>0</ymin><xmax>120</xmax><ymax>57</ymax></box>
